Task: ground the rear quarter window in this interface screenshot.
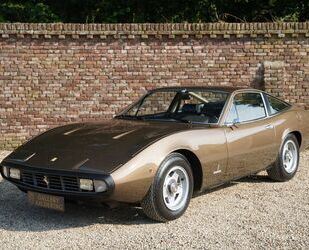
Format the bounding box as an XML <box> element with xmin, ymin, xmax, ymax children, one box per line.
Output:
<box><xmin>266</xmin><ymin>94</ymin><xmax>291</xmax><ymax>115</ymax></box>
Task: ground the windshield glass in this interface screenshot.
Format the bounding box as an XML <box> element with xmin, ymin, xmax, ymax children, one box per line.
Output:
<box><xmin>116</xmin><ymin>89</ymin><xmax>229</xmax><ymax>124</ymax></box>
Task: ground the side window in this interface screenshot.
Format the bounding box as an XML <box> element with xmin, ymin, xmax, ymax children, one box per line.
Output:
<box><xmin>225</xmin><ymin>103</ymin><xmax>239</xmax><ymax>124</ymax></box>
<box><xmin>229</xmin><ymin>93</ymin><xmax>266</xmax><ymax>123</ymax></box>
<box><xmin>266</xmin><ymin>94</ymin><xmax>290</xmax><ymax>115</ymax></box>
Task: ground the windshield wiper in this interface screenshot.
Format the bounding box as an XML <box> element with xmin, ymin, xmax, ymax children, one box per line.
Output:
<box><xmin>115</xmin><ymin>114</ymin><xmax>137</xmax><ymax>119</ymax></box>
<box><xmin>115</xmin><ymin>114</ymin><xmax>147</xmax><ymax>121</ymax></box>
<box><xmin>116</xmin><ymin>114</ymin><xmax>191</xmax><ymax>123</ymax></box>
<box><xmin>172</xmin><ymin>117</ymin><xmax>192</xmax><ymax>124</ymax></box>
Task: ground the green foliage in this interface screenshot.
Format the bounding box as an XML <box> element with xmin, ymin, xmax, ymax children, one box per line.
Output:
<box><xmin>0</xmin><ymin>0</ymin><xmax>307</xmax><ymax>23</ymax></box>
<box><xmin>0</xmin><ymin>1</ymin><xmax>59</xmax><ymax>22</ymax></box>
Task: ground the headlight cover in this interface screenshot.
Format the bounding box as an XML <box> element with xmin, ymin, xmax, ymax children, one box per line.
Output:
<box><xmin>93</xmin><ymin>180</ymin><xmax>108</xmax><ymax>192</ymax></box>
<box><xmin>9</xmin><ymin>168</ymin><xmax>21</xmax><ymax>180</ymax></box>
<box><xmin>79</xmin><ymin>178</ymin><xmax>94</xmax><ymax>191</ymax></box>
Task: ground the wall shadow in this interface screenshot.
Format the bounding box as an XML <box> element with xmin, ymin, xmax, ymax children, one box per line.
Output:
<box><xmin>250</xmin><ymin>62</ymin><xmax>265</xmax><ymax>90</ymax></box>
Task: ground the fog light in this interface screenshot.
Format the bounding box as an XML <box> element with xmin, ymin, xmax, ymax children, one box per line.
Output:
<box><xmin>9</xmin><ymin>168</ymin><xmax>21</xmax><ymax>180</ymax></box>
<box><xmin>2</xmin><ymin>167</ymin><xmax>9</xmax><ymax>178</ymax></box>
<box><xmin>79</xmin><ymin>179</ymin><xmax>93</xmax><ymax>191</ymax></box>
<box><xmin>93</xmin><ymin>180</ymin><xmax>107</xmax><ymax>192</ymax></box>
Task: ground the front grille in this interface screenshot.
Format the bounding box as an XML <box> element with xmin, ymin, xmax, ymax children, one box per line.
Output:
<box><xmin>20</xmin><ymin>170</ymin><xmax>83</xmax><ymax>192</ymax></box>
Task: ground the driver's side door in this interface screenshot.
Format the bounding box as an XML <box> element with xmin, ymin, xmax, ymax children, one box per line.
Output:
<box><xmin>224</xmin><ymin>92</ymin><xmax>277</xmax><ymax>179</ymax></box>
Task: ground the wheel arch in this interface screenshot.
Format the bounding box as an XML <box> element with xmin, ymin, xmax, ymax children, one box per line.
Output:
<box><xmin>289</xmin><ymin>131</ymin><xmax>302</xmax><ymax>147</ymax></box>
<box><xmin>282</xmin><ymin>129</ymin><xmax>302</xmax><ymax>147</ymax></box>
<box><xmin>173</xmin><ymin>149</ymin><xmax>203</xmax><ymax>192</ymax></box>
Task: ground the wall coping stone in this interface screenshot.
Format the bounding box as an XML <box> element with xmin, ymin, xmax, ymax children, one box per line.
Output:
<box><xmin>0</xmin><ymin>22</ymin><xmax>308</xmax><ymax>39</ymax></box>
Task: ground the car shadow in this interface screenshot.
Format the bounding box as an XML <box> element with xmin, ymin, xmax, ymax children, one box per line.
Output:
<box><xmin>192</xmin><ymin>181</ymin><xmax>237</xmax><ymax>197</ymax></box>
<box><xmin>193</xmin><ymin>174</ymin><xmax>273</xmax><ymax>198</ymax></box>
<box><xmin>0</xmin><ymin>178</ymin><xmax>157</xmax><ymax>232</ymax></box>
<box><xmin>0</xmin><ymin>174</ymin><xmax>273</xmax><ymax>232</ymax></box>
<box><xmin>236</xmin><ymin>174</ymin><xmax>274</xmax><ymax>183</ymax></box>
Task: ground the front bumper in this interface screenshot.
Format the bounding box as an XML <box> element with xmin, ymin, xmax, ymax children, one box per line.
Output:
<box><xmin>0</xmin><ymin>160</ymin><xmax>115</xmax><ymax>201</ymax></box>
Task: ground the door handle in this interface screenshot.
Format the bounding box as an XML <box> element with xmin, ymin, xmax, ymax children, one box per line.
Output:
<box><xmin>265</xmin><ymin>124</ymin><xmax>274</xmax><ymax>130</ymax></box>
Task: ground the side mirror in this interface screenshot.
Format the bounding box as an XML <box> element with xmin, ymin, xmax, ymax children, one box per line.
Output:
<box><xmin>225</xmin><ymin>118</ymin><xmax>239</xmax><ymax>128</ymax></box>
<box><xmin>225</xmin><ymin>122</ymin><xmax>235</xmax><ymax>127</ymax></box>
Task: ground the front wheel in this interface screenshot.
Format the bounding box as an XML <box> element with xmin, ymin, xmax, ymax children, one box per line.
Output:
<box><xmin>141</xmin><ymin>153</ymin><xmax>193</xmax><ymax>222</ymax></box>
<box><xmin>267</xmin><ymin>134</ymin><xmax>300</xmax><ymax>181</ymax></box>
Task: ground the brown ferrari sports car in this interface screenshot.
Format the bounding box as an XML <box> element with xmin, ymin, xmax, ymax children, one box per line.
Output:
<box><xmin>1</xmin><ymin>86</ymin><xmax>309</xmax><ymax>222</ymax></box>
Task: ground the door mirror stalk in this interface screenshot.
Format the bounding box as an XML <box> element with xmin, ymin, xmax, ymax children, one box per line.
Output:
<box><xmin>225</xmin><ymin>119</ymin><xmax>239</xmax><ymax>129</ymax></box>
<box><xmin>225</xmin><ymin>122</ymin><xmax>238</xmax><ymax>129</ymax></box>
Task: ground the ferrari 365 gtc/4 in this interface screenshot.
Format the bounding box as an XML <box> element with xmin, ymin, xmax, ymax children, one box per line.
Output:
<box><xmin>1</xmin><ymin>86</ymin><xmax>308</xmax><ymax>222</ymax></box>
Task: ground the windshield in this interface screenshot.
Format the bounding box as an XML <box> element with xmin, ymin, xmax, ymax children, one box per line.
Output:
<box><xmin>116</xmin><ymin>89</ymin><xmax>229</xmax><ymax>124</ymax></box>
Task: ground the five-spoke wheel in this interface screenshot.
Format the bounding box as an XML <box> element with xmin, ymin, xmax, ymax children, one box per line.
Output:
<box><xmin>267</xmin><ymin>134</ymin><xmax>300</xmax><ymax>181</ymax></box>
<box><xmin>282</xmin><ymin>139</ymin><xmax>298</xmax><ymax>174</ymax></box>
<box><xmin>141</xmin><ymin>153</ymin><xmax>193</xmax><ymax>222</ymax></box>
<box><xmin>162</xmin><ymin>166</ymin><xmax>190</xmax><ymax>211</ymax></box>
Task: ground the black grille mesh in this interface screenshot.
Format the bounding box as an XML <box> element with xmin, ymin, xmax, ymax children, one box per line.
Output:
<box><xmin>20</xmin><ymin>171</ymin><xmax>83</xmax><ymax>192</ymax></box>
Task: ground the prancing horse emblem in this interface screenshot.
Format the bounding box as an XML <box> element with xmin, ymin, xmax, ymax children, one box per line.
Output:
<box><xmin>43</xmin><ymin>176</ymin><xmax>49</xmax><ymax>186</ymax></box>
<box><xmin>50</xmin><ymin>157</ymin><xmax>58</xmax><ymax>162</ymax></box>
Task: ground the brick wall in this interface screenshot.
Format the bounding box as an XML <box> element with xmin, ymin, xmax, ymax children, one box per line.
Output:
<box><xmin>0</xmin><ymin>22</ymin><xmax>308</xmax><ymax>150</ymax></box>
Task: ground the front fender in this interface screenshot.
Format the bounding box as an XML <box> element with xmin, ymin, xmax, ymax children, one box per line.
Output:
<box><xmin>109</xmin><ymin>134</ymin><xmax>196</xmax><ymax>203</ymax></box>
<box><xmin>110</xmin><ymin>128</ymin><xmax>227</xmax><ymax>203</ymax></box>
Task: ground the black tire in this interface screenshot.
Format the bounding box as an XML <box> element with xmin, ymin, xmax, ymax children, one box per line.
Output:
<box><xmin>141</xmin><ymin>153</ymin><xmax>194</xmax><ymax>222</ymax></box>
<box><xmin>18</xmin><ymin>187</ymin><xmax>27</xmax><ymax>193</ymax></box>
<box><xmin>267</xmin><ymin>134</ymin><xmax>300</xmax><ymax>181</ymax></box>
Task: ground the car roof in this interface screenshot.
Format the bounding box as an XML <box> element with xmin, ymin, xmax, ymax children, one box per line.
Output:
<box><xmin>149</xmin><ymin>86</ymin><xmax>256</xmax><ymax>93</ymax></box>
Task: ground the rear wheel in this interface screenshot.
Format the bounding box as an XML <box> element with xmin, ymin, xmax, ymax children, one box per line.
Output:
<box><xmin>267</xmin><ymin>134</ymin><xmax>300</xmax><ymax>181</ymax></box>
<box><xmin>141</xmin><ymin>153</ymin><xmax>193</xmax><ymax>222</ymax></box>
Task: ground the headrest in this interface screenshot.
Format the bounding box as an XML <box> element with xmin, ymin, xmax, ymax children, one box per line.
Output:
<box><xmin>181</xmin><ymin>104</ymin><xmax>197</xmax><ymax>113</ymax></box>
<box><xmin>201</xmin><ymin>102</ymin><xmax>225</xmax><ymax>115</ymax></box>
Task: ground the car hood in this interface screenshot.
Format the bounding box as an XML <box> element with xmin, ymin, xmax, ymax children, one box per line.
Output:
<box><xmin>3</xmin><ymin>119</ymin><xmax>190</xmax><ymax>174</ymax></box>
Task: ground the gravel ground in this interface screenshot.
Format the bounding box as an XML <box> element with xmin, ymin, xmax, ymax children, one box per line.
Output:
<box><xmin>0</xmin><ymin>150</ymin><xmax>308</xmax><ymax>249</ymax></box>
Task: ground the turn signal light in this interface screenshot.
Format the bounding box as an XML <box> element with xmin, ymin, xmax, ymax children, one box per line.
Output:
<box><xmin>2</xmin><ymin>166</ymin><xmax>9</xmax><ymax>178</ymax></box>
<box><xmin>93</xmin><ymin>180</ymin><xmax>107</xmax><ymax>192</ymax></box>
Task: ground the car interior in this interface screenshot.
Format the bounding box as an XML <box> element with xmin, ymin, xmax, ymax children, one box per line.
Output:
<box><xmin>171</xmin><ymin>101</ymin><xmax>226</xmax><ymax>123</ymax></box>
<box><xmin>117</xmin><ymin>90</ymin><xmax>229</xmax><ymax>124</ymax></box>
<box><xmin>133</xmin><ymin>91</ymin><xmax>228</xmax><ymax>124</ymax></box>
